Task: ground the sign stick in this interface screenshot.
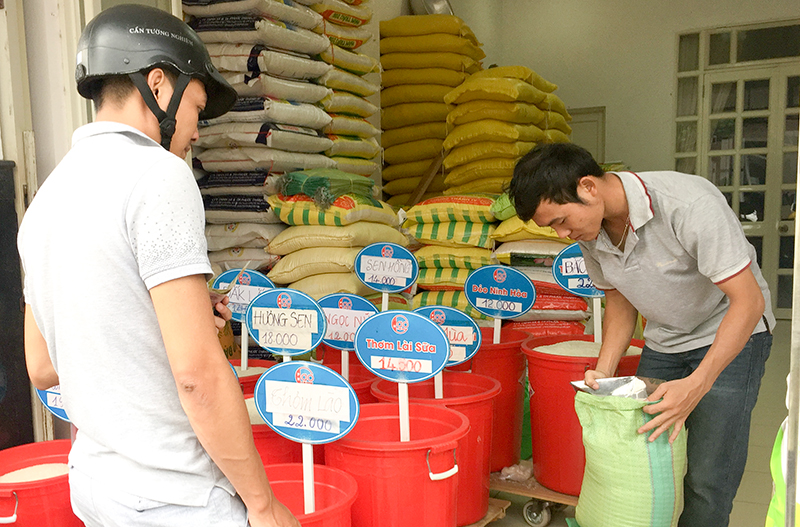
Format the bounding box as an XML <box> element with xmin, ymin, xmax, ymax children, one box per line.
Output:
<box><xmin>434</xmin><ymin>372</ymin><xmax>443</xmax><ymax>399</ymax></box>
<box><xmin>493</xmin><ymin>317</ymin><xmax>502</xmax><ymax>344</ymax></box>
<box><xmin>241</xmin><ymin>320</ymin><xmax>249</xmax><ymax>370</ymax></box>
<box><xmin>302</xmin><ymin>442</ymin><xmax>315</xmax><ymax>514</ymax></box>
<box><xmin>381</xmin><ymin>291</ymin><xmax>389</xmax><ymax>312</ymax></box>
<box><xmin>592</xmin><ymin>297</ymin><xmax>603</xmax><ymax>343</ymax></box>
<box><xmin>341</xmin><ymin>350</ymin><xmax>350</xmax><ymax>381</ymax></box>
<box><xmin>398</xmin><ymin>381</ymin><xmax>410</xmax><ymax>442</ymax></box>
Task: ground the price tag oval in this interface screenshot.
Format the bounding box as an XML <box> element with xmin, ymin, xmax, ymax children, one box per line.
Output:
<box><xmin>212</xmin><ymin>269</ymin><xmax>274</xmax><ymax>322</ymax></box>
<box><xmin>414</xmin><ymin>305</ymin><xmax>482</xmax><ymax>367</ymax></box>
<box><xmin>245</xmin><ymin>289</ymin><xmax>327</xmax><ymax>356</ymax></box>
<box><xmin>36</xmin><ymin>385</ymin><xmax>69</xmax><ymax>422</ymax></box>
<box><xmin>354</xmin><ymin>243</ymin><xmax>419</xmax><ymax>293</ymax></box>
<box><xmin>253</xmin><ymin>361</ymin><xmax>359</xmax><ymax>444</ymax></box>
<box><xmin>353</xmin><ymin>310</ymin><xmax>449</xmax><ymax>383</ymax></box>
<box><xmin>464</xmin><ymin>265</ymin><xmax>536</xmax><ymax>319</ymax></box>
<box><xmin>552</xmin><ymin>243</ymin><xmax>604</xmax><ymax>298</ymax></box>
<box><xmin>318</xmin><ymin>293</ymin><xmax>379</xmax><ymax>351</ymax></box>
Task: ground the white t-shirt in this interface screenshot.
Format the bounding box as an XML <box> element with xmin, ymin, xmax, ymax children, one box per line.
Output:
<box><xmin>579</xmin><ymin>171</ymin><xmax>774</xmax><ymax>352</ymax></box>
<box><xmin>17</xmin><ymin>122</ymin><xmax>233</xmax><ymax>506</ymax></box>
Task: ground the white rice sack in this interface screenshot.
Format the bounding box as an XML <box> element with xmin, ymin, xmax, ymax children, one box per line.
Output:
<box><xmin>330</xmin><ymin>156</ymin><xmax>378</xmax><ymax>176</ymax></box>
<box><xmin>268</xmin><ymin>246</ymin><xmax>361</xmax><ymax>283</ymax></box>
<box><xmin>200</xmin><ymin>96</ymin><xmax>331</xmax><ymax>130</ymax></box>
<box><xmin>516</xmin><ymin>265</ymin><xmax>559</xmax><ymax>284</ymax></box>
<box><xmin>320</xmin><ymin>22</ymin><xmax>372</xmax><ymax>50</ymax></box>
<box><xmin>206</xmin><ymin>43</ymin><xmax>332</xmax><ymax>80</ymax></box>
<box><xmin>512</xmin><ymin>308</ymin><xmax>590</xmax><ymax>322</ymax></box>
<box><xmin>208</xmin><ymin>247</ymin><xmax>281</xmax><ymax>271</ymax></box>
<box><xmin>195</xmin><ymin>147</ymin><xmax>337</xmax><ymax>173</ymax></box>
<box><xmin>189</xmin><ymin>15</ymin><xmax>330</xmax><ymax>55</ymax></box>
<box><xmin>290</xmin><ymin>271</ymin><xmax>373</xmax><ymax>299</ymax></box>
<box><xmin>197</xmin><ymin>122</ymin><xmax>334</xmax><ymax>153</ymax></box>
<box><xmin>182</xmin><ymin>0</ymin><xmax>323</xmax><ymax>30</ymax></box>
<box><xmin>326</xmin><ymin>135</ymin><xmax>380</xmax><ymax>158</ymax></box>
<box><xmin>205</xmin><ymin>222</ymin><xmax>288</xmax><ymax>252</ymax></box>
<box><xmin>0</xmin><ymin>463</ymin><xmax>69</xmax><ymax>483</ymax></box>
<box><xmin>310</xmin><ymin>0</ymin><xmax>372</xmax><ymax>27</ymax></box>
<box><xmin>222</xmin><ymin>72</ymin><xmax>331</xmax><ymax>104</ymax></box>
<box><xmin>315</xmin><ymin>67</ymin><xmax>380</xmax><ymax>97</ymax></box>
<box><xmin>317</xmin><ymin>44</ymin><xmax>379</xmax><ymax>75</ymax></box>
<box><xmin>323</xmin><ymin>114</ymin><xmax>379</xmax><ymax>138</ymax></box>
<box><xmin>534</xmin><ymin>340</ymin><xmax>642</xmax><ymax>358</ymax></box>
<box><xmin>205</xmin><ymin>209</ymin><xmax>283</xmax><ymax>225</ymax></box>
<box><xmin>196</xmin><ymin>171</ymin><xmax>281</xmax><ymax>196</ymax></box>
<box><xmin>319</xmin><ymin>90</ymin><xmax>378</xmax><ymax>118</ymax></box>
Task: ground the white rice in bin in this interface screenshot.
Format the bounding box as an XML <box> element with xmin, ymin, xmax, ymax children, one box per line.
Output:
<box><xmin>534</xmin><ymin>340</ymin><xmax>642</xmax><ymax>357</ymax></box>
<box><xmin>0</xmin><ymin>463</ymin><xmax>69</xmax><ymax>483</ymax></box>
<box><xmin>245</xmin><ymin>397</ymin><xmax>267</xmax><ymax>425</ymax></box>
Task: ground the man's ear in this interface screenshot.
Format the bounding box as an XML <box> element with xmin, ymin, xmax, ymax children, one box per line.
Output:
<box><xmin>146</xmin><ymin>68</ymin><xmax>169</xmax><ymax>103</ymax></box>
<box><xmin>578</xmin><ymin>175</ymin><xmax>598</xmax><ymax>196</ymax></box>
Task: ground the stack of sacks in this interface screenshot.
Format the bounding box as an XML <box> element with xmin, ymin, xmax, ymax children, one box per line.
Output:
<box><xmin>489</xmin><ymin>195</ymin><xmax>588</xmax><ymax>336</ymax></box>
<box><xmin>266</xmin><ymin>169</ymin><xmax>402</xmax><ymax>299</ymax></box>
<box><xmin>378</xmin><ymin>15</ymin><xmax>485</xmax><ymax>208</ymax></box>
<box><xmin>306</xmin><ymin>0</ymin><xmax>382</xmax><ymax>177</ymax></box>
<box><xmin>441</xmin><ymin>66</ymin><xmax>571</xmax><ymax>196</ymax></box>
<box><xmin>404</xmin><ymin>195</ymin><xmax>498</xmax><ymax>324</ymax></box>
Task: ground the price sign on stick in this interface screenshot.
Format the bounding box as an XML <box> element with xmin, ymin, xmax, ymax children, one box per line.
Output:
<box><xmin>552</xmin><ymin>243</ymin><xmax>605</xmax><ymax>341</ymax></box>
<box><xmin>36</xmin><ymin>385</ymin><xmax>69</xmax><ymax>422</ymax></box>
<box><xmin>318</xmin><ymin>293</ymin><xmax>379</xmax><ymax>381</ymax></box>
<box><xmin>212</xmin><ymin>269</ymin><xmax>274</xmax><ymax>322</ymax></box>
<box><xmin>414</xmin><ymin>306</ymin><xmax>481</xmax><ymax>367</ymax></box>
<box><xmin>246</xmin><ymin>289</ymin><xmax>327</xmax><ymax>357</ymax></box>
<box><xmin>254</xmin><ymin>361</ymin><xmax>359</xmax><ymax>514</ymax></box>
<box><xmin>354</xmin><ymin>311</ymin><xmax>449</xmax><ymax>442</ymax></box>
<box><xmin>355</xmin><ymin>243</ymin><xmax>419</xmax><ymax>311</ymax></box>
<box><xmin>465</xmin><ymin>265</ymin><xmax>536</xmax><ymax>344</ymax></box>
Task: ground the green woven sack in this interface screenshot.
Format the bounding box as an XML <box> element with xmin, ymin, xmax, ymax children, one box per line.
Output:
<box><xmin>573</xmin><ymin>390</ymin><xmax>687</xmax><ymax>527</ymax></box>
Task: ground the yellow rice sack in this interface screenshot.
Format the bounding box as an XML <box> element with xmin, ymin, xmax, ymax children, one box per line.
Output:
<box><xmin>311</xmin><ymin>1</ymin><xmax>372</xmax><ymax>27</ymax></box>
<box><xmin>268</xmin><ymin>247</ymin><xmax>361</xmax><ymax>283</ymax></box>
<box><xmin>316</xmin><ymin>67</ymin><xmax>380</xmax><ymax>97</ymax></box>
<box><xmin>443</xmin><ymin>141</ymin><xmax>536</xmax><ymax>170</ymax></box>
<box><xmin>267</xmin><ymin>193</ymin><xmax>398</xmax><ymax>226</ymax></box>
<box><xmin>324</xmin><ymin>114</ymin><xmax>380</xmax><ymax>138</ymax></box>
<box><xmin>381</xmin><ymin>68</ymin><xmax>467</xmax><ymax>88</ymax></box>
<box><xmin>382</xmin><ymin>158</ymin><xmax>437</xmax><ymax>181</ymax></box>
<box><xmin>268</xmin><ymin>222</ymin><xmax>408</xmax><ymax>255</ymax></box>
<box><xmin>405</xmin><ymin>220</ymin><xmax>495</xmax><ymax>248</ymax></box>
<box><xmin>490</xmin><ymin>216</ymin><xmax>565</xmax><ymax>242</ymax></box>
<box><xmin>413</xmin><ymin>290</ymin><xmax>490</xmax><ymax>321</ymax></box>
<box><xmin>320</xmin><ymin>22</ymin><xmax>371</xmax><ymax>50</ymax></box>
<box><xmin>444</xmin><ymin>158</ymin><xmax>516</xmax><ymax>186</ymax></box>
<box><xmin>383</xmin><ymin>173</ymin><xmax>446</xmax><ymax>196</ymax></box>
<box><xmin>447</xmin><ymin>100</ymin><xmax>545</xmax><ymax>126</ymax></box>
<box><xmin>380</xmin><ymin>52</ymin><xmax>481</xmax><ymax>73</ymax></box>
<box><xmin>331</xmin><ymin>157</ymin><xmax>379</xmax><ymax>176</ymax></box>
<box><xmin>404</xmin><ymin>194</ymin><xmax>496</xmax><ymax>224</ymax></box>
<box><xmin>417</xmin><ymin>267</ymin><xmax>471</xmax><ymax>291</ymax></box>
<box><xmin>538</xmin><ymin>110</ymin><xmax>573</xmax><ymax>135</ymax></box>
<box><xmin>444</xmin><ymin>78</ymin><xmax>546</xmax><ymax>105</ymax></box>
<box><xmin>384</xmin><ymin>138</ymin><xmax>443</xmax><ymax>165</ymax></box>
<box><xmin>414</xmin><ymin>245</ymin><xmax>493</xmax><ymax>269</ymax></box>
<box><xmin>380</xmin><ymin>84</ymin><xmax>452</xmax><ymax>107</ymax></box>
<box><xmin>290</xmin><ymin>272</ymin><xmax>373</xmax><ymax>300</ymax></box>
<box><xmin>379</xmin><ymin>15</ymin><xmax>480</xmax><ymax>45</ymax></box>
<box><xmin>468</xmin><ymin>65</ymin><xmax>557</xmax><ymax>93</ymax></box>
<box><xmin>320</xmin><ymin>90</ymin><xmax>378</xmax><ymax>118</ymax></box>
<box><xmin>382</xmin><ymin>122</ymin><xmax>448</xmax><ymax>149</ymax></box>
<box><xmin>537</xmin><ymin>92</ymin><xmax>572</xmax><ymax>121</ymax></box>
<box><xmin>318</xmin><ymin>45</ymin><xmax>380</xmax><ymax>75</ymax></box>
<box><xmin>380</xmin><ymin>34</ymin><xmax>485</xmax><ymax>62</ymax></box>
<box><xmin>326</xmin><ymin>135</ymin><xmax>381</xmax><ymax>159</ymax></box>
<box><xmin>543</xmin><ymin>129</ymin><xmax>571</xmax><ymax>144</ymax></box>
<box><xmin>381</xmin><ymin>102</ymin><xmax>453</xmax><ymax>129</ymax></box>
<box><xmin>443</xmin><ymin>120</ymin><xmax>545</xmax><ymax>150</ymax></box>
<box><xmin>444</xmin><ymin>177</ymin><xmax>511</xmax><ymax>195</ymax></box>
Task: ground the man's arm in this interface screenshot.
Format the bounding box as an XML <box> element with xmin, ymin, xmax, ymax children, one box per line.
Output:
<box><xmin>24</xmin><ymin>304</ymin><xmax>59</xmax><ymax>390</ymax></box>
<box><xmin>149</xmin><ymin>274</ymin><xmax>299</xmax><ymax>527</ymax></box>
<box><xmin>639</xmin><ymin>266</ymin><xmax>765</xmax><ymax>442</ymax></box>
<box><xmin>584</xmin><ymin>288</ymin><xmax>639</xmax><ymax>388</ymax></box>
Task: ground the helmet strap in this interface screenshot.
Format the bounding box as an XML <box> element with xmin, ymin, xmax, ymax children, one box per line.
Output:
<box><xmin>129</xmin><ymin>71</ymin><xmax>191</xmax><ymax>151</ymax></box>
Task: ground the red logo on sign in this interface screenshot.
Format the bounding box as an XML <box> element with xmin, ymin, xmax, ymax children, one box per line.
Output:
<box><xmin>430</xmin><ymin>309</ymin><xmax>446</xmax><ymax>325</ymax></box>
<box><xmin>239</xmin><ymin>272</ymin><xmax>251</xmax><ymax>285</ymax></box>
<box><xmin>493</xmin><ymin>268</ymin><xmax>507</xmax><ymax>283</ymax></box>
<box><xmin>381</xmin><ymin>245</ymin><xmax>394</xmax><ymax>258</ymax></box>
<box><xmin>391</xmin><ymin>315</ymin><xmax>409</xmax><ymax>334</ymax></box>
<box><xmin>295</xmin><ymin>366</ymin><xmax>314</xmax><ymax>384</ymax></box>
<box><xmin>338</xmin><ymin>297</ymin><xmax>353</xmax><ymax>310</ymax></box>
<box><xmin>277</xmin><ymin>293</ymin><xmax>292</xmax><ymax>309</ymax></box>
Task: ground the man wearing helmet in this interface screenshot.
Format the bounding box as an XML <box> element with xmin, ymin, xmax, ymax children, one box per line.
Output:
<box><xmin>18</xmin><ymin>5</ymin><xmax>299</xmax><ymax>526</ymax></box>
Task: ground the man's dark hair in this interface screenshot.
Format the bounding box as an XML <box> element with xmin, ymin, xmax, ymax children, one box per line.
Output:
<box><xmin>508</xmin><ymin>143</ymin><xmax>604</xmax><ymax>222</ymax></box>
<box><xmin>88</xmin><ymin>67</ymin><xmax>178</xmax><ymax>112</ymax></box>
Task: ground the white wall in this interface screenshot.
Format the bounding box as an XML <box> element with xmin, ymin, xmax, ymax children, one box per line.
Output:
<box><xmin>449</xmin><ymin>0</ymin><xmax>799</xmax><ymax>171</ymax></box>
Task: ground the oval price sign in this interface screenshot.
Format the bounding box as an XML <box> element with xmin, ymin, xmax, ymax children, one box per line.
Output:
<box><xmin>353</xmin><ymin>310</ymin><xmax>449</xmax><ymax>383</ymax></box>
<box><xmin>464</xmin><ymin>265</ymin><xmax>536</xmax><ymax>319</ymax></box>
<box><xmin>414</xmin><ymin>305</ymin><xmax>481</xmax><ymax>367</ymax></box>
<box><xmin>36</xmin><ymin>385</ymin><xmax>69</xmax><ymax>422</ymax></box>
<box><xmin>318</xmin><ymin>293</ymin><xmax>379</xmax><ymax>351</ymax></box>
<box><xmin>354</xmin><ymin>243</ymin><xmax>419</xmax><ymax>293</ymax></box>
<box><xmin>552</xmin><ymin>243</ymin><xmax>604</xmax><ymax>298</ymax></box>
<box><xmin>253</xmin><ymin>361</ymin><xmax>359</xmax><ymax>444</ymax></box>
<box><xmin>212</xmin><ymin>269</ymin><xmax>274</xmax><ymax>322</ymax></box>
<box><xmin>245</xmin><ymin>289</ymin><xmax>327</xmax><ymax>356</ymax></box>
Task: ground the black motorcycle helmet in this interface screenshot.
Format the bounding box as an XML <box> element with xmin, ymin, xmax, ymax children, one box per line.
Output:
<box><xmin>75</xmin><ymin>4</ymin><xmax>236</xmax><ymax>150</ymax></box>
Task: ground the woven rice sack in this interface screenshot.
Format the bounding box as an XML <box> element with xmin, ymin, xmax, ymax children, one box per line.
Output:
<box><xmin>195</xmin><ymin>147</ymin><xmax>336</xmax><ymax>173</ymax></box>
<box><xmin>269</xmin><ymin>222</ymin><xmax>407</xmax><ymax>255</ymax></box>
<box><xmin>320</xmin><ymin>91</ymin><xmax>378</xmax><ymax>118</ymax></box>
<box><xmin>443</xmin><ymin>141</ymin><xmax>536</xmax><ymax>171</ymax></box>
<box><xmin>381</xmin><ymin>68</ymin><xmax>467</xmax><ymax>88</ymax></box>
<box><xmin>190</xmin><ymin>15</ymin><xmax>330</xmax><ymax>55</ymax></box>
<box><xmin>290</xmin><ymin>271</ymin><xmax>373</xmax><ymax>299</ymax></box>
<box><xmin>444</xmin><ymin>158</ymin><xmax>516</xmax><ymax>187</ymax></box>
<box><xmin>310</xmin><ymin>0</ymin><xmax>372</xmax><ymax>27</ymax></box>
<box><xmin>318</xmin><ymin>45</ymin><xmax>380</xmax><ymax>75</ymax></box>
<box><xmin>182</xmin><ymin>0</ymin><xmax>322</xmax><ymax>30</ymax></box>
<box><xmin>316</xmin><ymin>67</ymin><xmax>380</xmax><ymax>97</ymax></box>
<box><xmin>382</xmin><ymin>122</ymin><xmax>448</xmax><ymax>149</ymax></box>
<box><xmin>268</xmin><ymin>247</ymin><xmax>361</xmax><ymax>283</ymax></box>
<box><xmin>326</xmin><ymin>135</ymin><xmax>381</xmax><ymax>159</ymax></box>
<box><xmin>444</xmin><ymin>77</ymin><xmax>546</xmax><ymax>105</ymax></box>
<box><xmin>206</xmin><ymin>43</ymin><xmax>332</xmax><ymax>80</ymax></box>
<box><xmin>412</xmin><ymin>290</ymin><xmax>490</xmax><ymax>321</ymax></box>
<box><xmin>380</xmin><ymin>84</ymin><xmax>452</xmax><ymax>107</ymax></box>
<box><xmin>267</xmin><ymin>193</ymin><xmax>398</xmax><ymax>226</ymax></box>
<box><xmin>404</xmin><ymin>194</ymin><xmax>496</xmax><ymax>224</ymax></box>
<box><xmin>544</xmin><ymin>129</ymin><xmax>572</xmax><ymax>144</ymax></box>
<box><xmin>321</xmin><ymin>22</ymin><xmax>372</xmax><ymax>50</ymax></box>
<box><xmin>196</xmin><ymin>122</ymin><xmax>333</xmax><ymax>152</ymax></box>
<box><xmin>379</xmin><ymin>15</ymin><xmax>479</xmax><ymax>45</ymax></box>
<box><xmin>405</xmin><ymin>220</ymin><xmax>495</xmax><ymax>249</ymax></box>
<box><xmin>200</xmin><ymin>96</ymin><xmax>331</xmax><ymax>129</ymax></box>
<box><xmin>443</xmin><ymin>120</ymin><xmax>545</xmax><ymax>150</ymax></box>
<box><xmin>380</xmin><ymin>34</ymin><xmax>485</xmax><ymax>62</ymax></box>
<box><xmin>382</xmin><ymin>173</ymin><xmax>446</xmax><ymax>196</ymax></box>
<box><xmin>380</xmin><ymin>52</ymin><xmax>481</xmax><ymax>73</ymax></box>
<box><xmin>381</xmin><ymin>102</ymin><xmax>453</xmax><ymax>130</ymax></box>
<box><xmin>491</xmin><ymin>216</ymin><xmax>566</xmax><ymax>243</ymax></box>
<box><xmin>444</xmin><ymin>177</ymin><xmax>510</xmax><ymax>195</ymax></box>
<box><xmin>324</xmin><ymin>114</ymin><xmax>380</xmax><ymax>138</ymax></box>
<box><xmin>416</xmin><ymin>267</ymin><xmax>470</xmax><ymax>291</ymax></box>
<box><xmin>414</xmin><ymin>245</ymin><xmax>493</xmax><ymax>269</ymax></box>
<box><xmin>222</xmin><ymin>72</ymin><xmax>331</xmax><ymax>103</ymax></box>
<box><xmin>383</xmin><ymin>138</ymin><xmax>443</xmax><ymax>165</ymax></box>
<box><xmin>331</xmin><ymin>157</ymin><xmax>379</xmax><ymax>176</ymax></box>
<box><xmin>382</xmin><ymin>159</ymin><xmax>436</xmax><ymax>181</ymax></box>
<box><xmin>447</xmin><ymin>99</ymin><xmax>545</xmax><ymax>127</ymax></box>
<box><xmin>538</xmin><ymin>110</ymin><xmax>573</xmax><ymax>135</ymax></box>
<box><xmin>468</xmin><ymin>65</ymin><xmax>557</xmax><ymax>93</ymax></box>
<box><xmin>537</xmin><ymin>91</ymin><xmax>572</xmax><ymax>121</ymax></box>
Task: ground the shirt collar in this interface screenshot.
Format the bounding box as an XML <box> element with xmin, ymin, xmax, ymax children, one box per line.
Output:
<box><xmin>613</xmin><ymin>171</ymin><xmax>654</xmax><ymax>231</ymax></box>
<box><xmin>72</xmin><ymin>121</ymin><xmax>160</xmax><ymax>148</ymax></box>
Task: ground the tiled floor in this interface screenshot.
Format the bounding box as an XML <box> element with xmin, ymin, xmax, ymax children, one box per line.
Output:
<box><xmin>489</xmin><ymin>319</ymin><xmax>791</xmax><ymax>527</ymax></box>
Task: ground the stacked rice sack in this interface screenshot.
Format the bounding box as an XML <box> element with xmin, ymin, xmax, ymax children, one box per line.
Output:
<box><xmin>308</xmin><ymin>0</ymin><xmax>383</xmax><ymax>178</ymax></box>
<box><xmin>378</xmin><ymin>15</ymin><xmax>485</xmax><ymax>208</ymax></box>
<box><xmin>441</xmin><ymin>66</ymin><xmax>572</xmax><ymax>195</ymax></box>
<box><xmin>404</xmin><ymin>195</ymin><xmax>497</xmax><ymax>324</ymax></box>
<box><xmin>489</xmin><ymin>195</ymin><xmax>588</xmax><ymax>336</ymax></box>
<box><xmin>266</xmin><ymin>169</ymin><xmax>405</xmax><ymax>300</ymax></box>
